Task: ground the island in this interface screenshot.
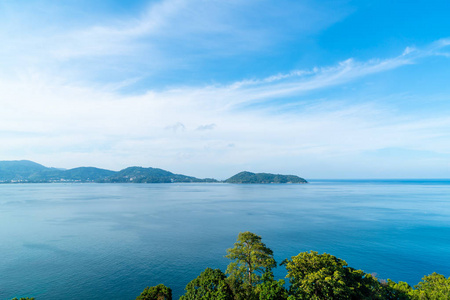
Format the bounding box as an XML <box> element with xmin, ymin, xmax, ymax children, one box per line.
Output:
<box><xmin>0</xmin><ymin>160</ymin><xmax>307</xmax><ymax>184</ymax></box>
<box><xmin>224</xmin><ymin>171</ymin><xmax>307</xmax><ymax>184</ymax></box>
<box><xmin>97</xmin><ymin>166</ymin><xmax>218</xmax><ymax>183</ymax></box>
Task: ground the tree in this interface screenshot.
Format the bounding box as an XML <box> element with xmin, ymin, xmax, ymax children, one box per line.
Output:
<box><xmin>179</xmin><ymin>268</ymin><xmax>233</xmax><ymax>300</ymax></box>
<box><xmin>383</xmin><ymin>279</ymin><xmax>414</xmax><ymax>299</ymax></box>
<box><xmin>283</xmin><ymin>251</ymin><xmax>387</xmax><ymax>300</ymax></box>
<box><xmin>255</xmin><ymin>271</ymin><xmax>288</xmax><ymax>300</ymax></box>
<box><xmin>226</xmin><ymin>231</ymin><xmax>277</xmax><ymax>299</ymax></box>
<box><xmin>136</xmin><ymin>284</ymin><xmax>172</xmax><ymax>300</ymax></box>
<box><xmin>414</xmin><ymin>272</ymin><xmax>450</xmax><ymax>299</ymax></box>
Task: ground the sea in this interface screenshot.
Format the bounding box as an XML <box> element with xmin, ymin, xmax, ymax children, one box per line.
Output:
<box><xmin>1</xmin><ymin>180</ymin><xmax>449</xmax><ymax>300</ymax></box>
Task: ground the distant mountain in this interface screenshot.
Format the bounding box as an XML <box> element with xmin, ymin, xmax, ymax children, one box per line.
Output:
<box><xmin>28</xmin><ymin>167</ymin><xmax>117</xmax><ymax>182</ymax></box>
<box><xmin>0</xmin><ymin>160</ymin><xmax>115</xmax><ymax>182</ymax></box>
<box><xmin>0</xmin><ymin>160</ymin><xmax>53</xmax><ymax>181</ymax></box>
<box><xmin>224</xmin><ymin>171</ymin><xmax>307</xmax><ymax>184</ymax></box>
<box><xmin>0</xmin><ymin>160</ymin><xmax>217</xmax><ymax>183</ymax></box>
<box><xmin>98</xmin><ymin>166</ymin><xmax>217</xmax><ymax>183</ymax></box>
<box><xmin>61</xmin><ymin>167</ymin><xmax>117</xmax><ymax>181</ymax></box>
<box><xmin>0</xmin><ymin>160</ymin><xmax>307</xmax><ymax>184</ymax></box>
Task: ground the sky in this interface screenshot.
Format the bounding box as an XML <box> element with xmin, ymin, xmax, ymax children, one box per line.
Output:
<box><xmin>0</xmin><ymin>0</ymin><xmax>449</xmax><ymax>179</ymax></box>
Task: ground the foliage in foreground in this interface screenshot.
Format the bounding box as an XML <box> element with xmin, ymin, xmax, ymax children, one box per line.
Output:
<box><xmin>225</xmin><ymin>231</ymin><xmax>277</xmax><ymax>299</ymax></box>
<box><xmin>179</xmin><ymin>268</ymin><xmax>233</xmax><ymax>300</ymax></box>
<box><xmin>136</xmin><ymin>231</ymin><xmax>450</xmax><ymax>300</ymax></box>
<box><xmin>136</xmin><ymin>284</ymin><xmax>172</xmax><ymax>300</ymax></box>
<box><xmin>283</xmin><ymin>251</ymin><xmax>382</xmax><ymax>299</ymax></box>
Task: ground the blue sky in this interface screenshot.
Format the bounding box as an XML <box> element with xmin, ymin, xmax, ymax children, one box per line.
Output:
<box><xmin>0</xmin><ymin>0</ymin><xmax>449</xmax><ymax>179</ymax></box>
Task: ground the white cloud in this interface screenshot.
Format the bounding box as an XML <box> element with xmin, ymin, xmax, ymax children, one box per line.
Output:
<box><xmin>51</xmin><ymin>0</ymin><xmax>187</xmax><ymax>59</ymax></box>
<box><xmin>1</xmin><ymin>0</ymin><xmax>449</xmax><ymax>179</ymax></box>
<box><xmin>0</xmin><ymin>40</ymin><xmax>449</xmax><ymax>178</ymax></box>
<box><xmin>165</xmin><ymin>122</ymin><xmax>186</xmax><ymax>133</ymax></box>
<box><xmin>196</xmin><ymin>124</ymin><xmax>216</xmax><ymax>131</ymax></box>
<box><xmin>52</xmin><ymin>0</ymin><xmax>345</xmax><ymax>57</ymax></box>
<box><xmin>0</xmin><ymin>0</ymin><xmax>351</xmax><ymax>86</ymax></box>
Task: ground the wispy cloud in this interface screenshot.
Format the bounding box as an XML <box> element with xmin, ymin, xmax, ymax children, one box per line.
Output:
<box><xmin>1</xmin><ymin>0</ymin><xmax>449</xmax><ymax>178</ymax></box>
<box><xmin>165</xmin><ymin>122</ymin><xmax>186</xmax><ymax>133</ymax></box>
<box><xmin>0</xmin><ymin>0</ymin><xmax>351</xmax><ymax>86</ymax></box>
<box><xmin>51</xmin><ymin>0</ymin><xmax>187</xmax><ymax>59</ymax></box>
<box><xmin>1</xmin><ymin>40</ymin><xmax>449</xmax><ymax>178</ymax></box>
<box><xmin>50</xmin><ymin>0</ymin><xmax>346</xmax><ymax>58</ymax></box>
<box><xmin>196</xmin><ymin>124</ymin><xmax>216</xmax><ymax>131</ymax></box>
<box><xmin>157</xmin><ymin>41</ymin><xmax>449</xmax><ymax>111</ymax></box>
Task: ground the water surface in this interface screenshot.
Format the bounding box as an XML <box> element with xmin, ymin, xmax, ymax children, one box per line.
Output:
<box><xmin>1</xmin><ymin>180</ymin><xmax>449</xmax><ymax>299</ymax></box>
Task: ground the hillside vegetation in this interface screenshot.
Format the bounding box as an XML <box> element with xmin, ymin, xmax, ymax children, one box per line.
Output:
<box><xmin>0</xmin><ymin>160</ymin><xmax>115</xmax><ymax>182</ymax></box>
<box><xmin>0</xmin><ymin>160</ymin><xmax>306</xmax><ymax>184</ymax></box>
<box><xmin>98</xmin><ymin>166</ymin><xmax>218</xmax><ymax>183</ymax></box>
<box><xmin>224</xmin><ymin>171</ymin><xmax>307</xmax><ymax>184</ymax></box>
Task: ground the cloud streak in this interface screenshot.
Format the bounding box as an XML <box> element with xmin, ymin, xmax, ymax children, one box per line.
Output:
<box><xmin>0</xmin><ymin>39</ymin><xmax>449</xmax><ymax>178</ymax></box>
<box><xmin>149</xmin><ymin>40</ymin><xmax>449</xmax><ymax>111</ymax></box>
<box><xmin>0</xmin><ymin>0</ymin><xmax>351</xmax><ymax>87</ymax></box>
<box><xmin>0</xmin><ymin>0</ymin><xmax>449</xmax><ymax>178</ymax></box>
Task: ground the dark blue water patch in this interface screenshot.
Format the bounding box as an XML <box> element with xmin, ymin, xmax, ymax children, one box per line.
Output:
<box><xmin>0</xmin><ymin>182</ymin><xmax>449</xmax><ymax>299</ymax></box>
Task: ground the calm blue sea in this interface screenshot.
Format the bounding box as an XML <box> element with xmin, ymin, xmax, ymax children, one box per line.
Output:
<box><xmin>1</xmin><ymin>180</ymin><xmax>449</xmax><ymax>299</ymax></box>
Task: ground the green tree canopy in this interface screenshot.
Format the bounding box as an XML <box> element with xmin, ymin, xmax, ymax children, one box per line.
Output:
<box><xmin>414</xmin><ymin>272</ymin><xmax>450</xmax><ymax>299</ymax></box>
<box><xmin>136</xmin><ymin>284</ymin><xmax>172</xmax><ymax>300</ymax></box>
<box><xmin>225</xmin><ymin>231</ymin><xmax>276</xmax><ymax>287</ymax></box>
<box><xmin>255</xmin><ymin>271</ymin><xmax>288</xmax><ymax>300</ymax></box>
<box><xmin>179</xmin><ymin>268</ymin><xmax>233</xmax><ymax>300</ymax></box>
<box><xmin>384</xmin><ymin>279</ymin><xmax>415</xmax><ymax>299</ymax></box>
<box><xmin>225</xmin><ymin>231</ymin><xmax>277</xmax><ymax>299</ymax></box>
<box><xmin>283</xmin><ymin>251</ymin><xmax>387</xmax><ymax>300</ymax></box>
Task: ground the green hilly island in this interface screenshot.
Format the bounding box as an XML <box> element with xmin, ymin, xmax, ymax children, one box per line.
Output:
<box><xmin>0</xmin><ymin>160</ymin><xmax>307</xmax><ymax>184</ymax></box>
<box><xmin>0</xmin><ymin>160</ymin><xmax>116</xmax><ymax>183</ymax></box>
<box><xmin>97</xmin><ymin>166</ymin><xmax>218</xmax><ymax>183</ymax></box>
<box><xmin>224</xmin><ymin>171</ymin><xmax>307</xmax><ymax>184</ymax></box>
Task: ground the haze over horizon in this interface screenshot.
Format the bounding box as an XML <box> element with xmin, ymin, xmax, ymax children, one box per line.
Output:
<box><xmin>1</xmin><ymin>0</ymin><xmax>449</xmax><ymax>179</ymax></box>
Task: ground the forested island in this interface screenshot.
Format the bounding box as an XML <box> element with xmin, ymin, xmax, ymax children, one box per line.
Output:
<box><xmin>10</xmin><ymin>232</ymin><xmax>450</xmax><ymax>300</ymax></box>
<box><xmin>225</xmin><ymin>171</ymin><xmax>307</xmax><ymax>184</ymax></box>
<box><xmin>0</xmin><ymin>160</ymin><xmax>307</xmax><ymax>184</ymax></box>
